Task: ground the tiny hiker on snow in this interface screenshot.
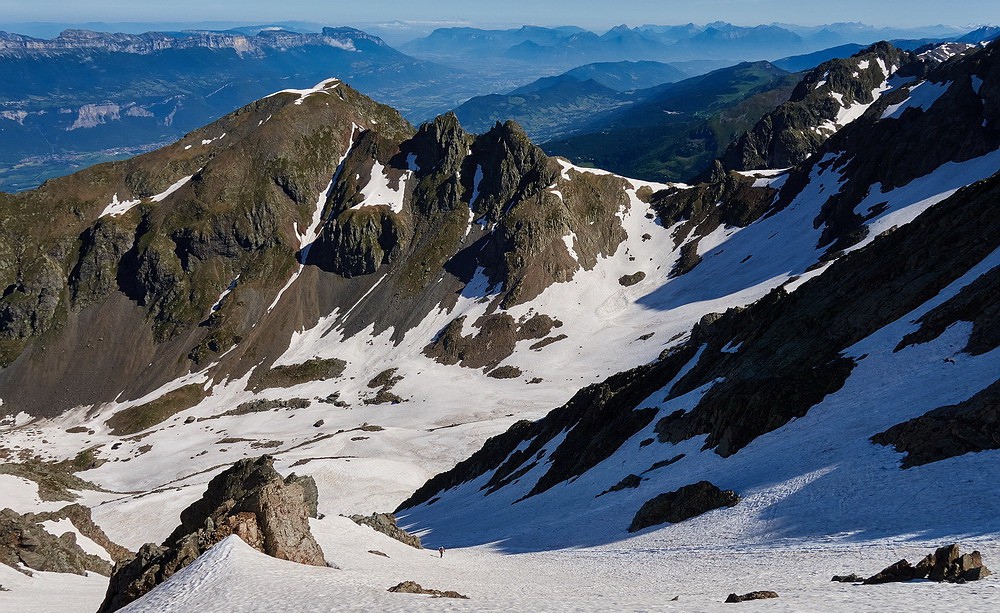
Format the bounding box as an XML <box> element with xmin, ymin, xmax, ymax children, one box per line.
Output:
<box><xmin>438</xmin><ymin>546</ymin><xmax>445</xmax><ymax>558</ymax></box>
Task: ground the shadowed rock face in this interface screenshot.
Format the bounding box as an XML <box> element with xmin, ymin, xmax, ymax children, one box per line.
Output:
<box><xmin>872</xmin><ymin>378</ymin><xmax>1000</xmax><ymax>468</ymax></box>
<box><xmin>98</xmin><ymin>456</ymin><xmax>325</xmax><ymax>613</ymax></box>
<box><xmin>627</xmin><ymin>481</ymin><xmax>739</xmax><ymax>532</ymax></box>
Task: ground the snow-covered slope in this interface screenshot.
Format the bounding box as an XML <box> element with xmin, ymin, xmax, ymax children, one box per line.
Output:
<box><xmin>397</xmin><ymin>38</ymin><xmax>1000</xmax><ymax>556</ymax></box>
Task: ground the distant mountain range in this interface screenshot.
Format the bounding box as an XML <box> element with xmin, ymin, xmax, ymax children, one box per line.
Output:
<box><xmin>452</xmin><ymin>60</ymin><xmax>691</xmax><ymax>141</ymax></box>
<box><xmin>0</xmin><ymin>27</ymin><xmax>457</xmax><ymax>191</ymax></box>
<box><xmin>1</xmin><ymin>21</ymin><xmax>996</xmax><ymax>193</ymax></box>
<box><xmin>401</xmin><ymin>21</ymin><xmax>972</xmax><ymax>69</ymax></box>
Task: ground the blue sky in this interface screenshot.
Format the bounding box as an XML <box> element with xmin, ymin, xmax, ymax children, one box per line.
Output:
<box><xmin>0</xmin><ymin>0</ymin><xmax>996</xmax><ymax>29</ymax></box>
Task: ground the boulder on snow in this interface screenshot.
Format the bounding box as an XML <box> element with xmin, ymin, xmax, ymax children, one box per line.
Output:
<box><xmin>347</xmin><ymin>512</ymin><xmax>422</xmax><ymax>549</ymax></box>
<box><xmin>98</xmin><ymin>455</ymin><xmax>326</xmax><ymax>613</ymax></box>
<box><xmin>862</xmin><ymin>559</ymin><xmax>917</xmax><ymax>584</ymax></box>
<box><xmin>387</xmin><ymin>580</ymin><xmax>469</xmax><ymax>599</ymax></box>
<box><xmin>628</xmin><ymin>481</ymin><xmax>739</xmax><ymax>532</ymax></box>
<box><xmin>860</xmin><ymin>544</ymin><xmax>991</xmax><ymax>585</ymax></box>
<box><xmin>725</xmin><ymin>591</ymin><xmax>779</xmax><ymax>603</ymax></box>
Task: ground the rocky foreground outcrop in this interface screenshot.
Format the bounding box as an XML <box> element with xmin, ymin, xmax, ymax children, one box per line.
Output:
<box><xmin>98</xmin><ymin>455</ymin><xmax>326</xmax><ymax>613</ymax></box>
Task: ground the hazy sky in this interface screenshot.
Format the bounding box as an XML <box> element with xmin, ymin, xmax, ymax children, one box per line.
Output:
<box><xmin>0</xmin><ymin>0</ymin><xmax>996</xmax><ymax>29</ymax></box>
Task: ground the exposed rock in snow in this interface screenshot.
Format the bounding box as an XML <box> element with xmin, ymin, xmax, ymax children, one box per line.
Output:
<box><xmin>628</xmin><ymin>481</ymin><xmax>739</xmax><ymax>532</ymax></box>
<box><xmin>98</xmin><ymin>456</ymin><xmax>325</xmax><ymax>613</ymax></box>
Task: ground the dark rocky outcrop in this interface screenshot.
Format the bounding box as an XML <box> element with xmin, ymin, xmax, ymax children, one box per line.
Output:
<box><xmin>308</xmin><ymin>130</ymin><xmax>410</xmax><ymax>278</ymax></box>
<box><xmin>98</xmin><ymin>456</ymin><xmax>325</xmax><ymax>613</ymax></box>
<box><xmin>29</xmin><ymin>504</ymin><xmax>132</xmax><ymax>564</ymax></box>
<box><xmin>872</xmin><ymin>378</ymin><xmax>1000</xmax><ymax>468</ymax></box>
<box><xmin>725</xmin><ymin>591</ymin><xmax>778</xmax><ymax>603</ymax></box>
<box><xmin>862</xmin><ymin>544</ymin><xmax>992</xmax><ymax>585</ymax></box>
<box><xmin>387</xmin><ymin>580</ymin><xmax>469</xmax><ymax>599</ymax></box>
<box><xmin>831</xmin><ymin>574</ymin><xmax>865</xmax><ymax>583</ymax></box>
<box><xmin>424</xmin><ymin>313</ymin><xmax>561</xmax><ymax>371</ymax></box>
<box><xmin>596</xmin><ymin>474</ymin><xmax>643</xmax><ymax>498</ymax></box>
<box><xmin>719</xmin><ymin>42</ymin><xmax>916</xmax><ymax>172</ymax></box>
<box><xmin>0</xmin><ymin>507</ymin><xmax>112</xmax><ymax>576</ymax></box>
<box><xmin>627</xmin><ymin>481</ymin><xmax>739</xmax><ymax>532</ymax></box>
<box><xmin>348</xmin><ymin>513</ymin><xmax>422</xmax><ymax>549</ymax></box>
<box><xmin>618</xmin><ymin>272</ymin><xmax>646</xmax><ymax>287</ymax></box>
<box><xmin>363</xmin><ymin>368</ymin><xmax>405</xmax><ymax>405</ymax></box>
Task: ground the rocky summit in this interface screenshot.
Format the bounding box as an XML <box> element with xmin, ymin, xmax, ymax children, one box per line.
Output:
<box><xmin>97</xmin><ymin>456</ymin><xmax>324</xmax><ymax>613</ymax></box>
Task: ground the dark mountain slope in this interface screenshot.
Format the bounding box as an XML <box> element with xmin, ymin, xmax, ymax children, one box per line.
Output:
<box><xmin>544</xmin><ymin>61</ymin><xmax>796</xmax><ymax>182</ymax></box>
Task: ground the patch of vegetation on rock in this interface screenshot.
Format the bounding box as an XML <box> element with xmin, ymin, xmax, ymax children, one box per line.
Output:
<box><xmin>251</xmin><ymin>358</ymin><xmax>347</xmax><ymax>392</ymax></box>
<box><xmin>105</xmin><ymin>384</ymin><xmax>207</xmax><ymax>436</ymax></box>
<box><xmin>199</xmin><ymin>398</ymin><xmax>309</xmax><ymax>421</ymax></box>
<box><xmin>487</xmin><ymin>365</ymin><xmax>522</xmax><ymax>379</ymax></box>
<box><xmin>0</xmin><ymin>451</ymin><xmax>106</xmax><ymax>502</ymax></box>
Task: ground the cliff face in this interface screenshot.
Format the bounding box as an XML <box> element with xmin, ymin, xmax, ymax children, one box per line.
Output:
<box><xmin>0</xmin><ymin>27</ymin><xmax>386</xmax><ymax>57</ymax></box>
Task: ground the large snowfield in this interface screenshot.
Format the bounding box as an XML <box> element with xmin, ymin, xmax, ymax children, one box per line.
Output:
<box><xmin>3</xmin><ymin>53</ymin><xmax>1000</xmax><ymax>611</ymax></box>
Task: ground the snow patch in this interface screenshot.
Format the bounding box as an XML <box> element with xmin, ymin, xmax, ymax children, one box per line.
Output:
<box><xmin>352</xmin><ymin>160</ymin><xmax>410</xmax><ymax>214</ymax></box>
<box><xmin>880</xmin><ymin>80</ymin><xmax>951</xmax><ymax>120</ymax></box>
<box><xmin>100</xmin><ymin>193</ymin><xmax>141</xmax><ymax>218</ymax></box>
<box><xmin>151</xmin><ymin>175</ymin><xmax>194</xmax><ymax>203</ymax></box>
<box><xmin>265</xmin><ymin>78</ymin><xmax>340</xmax><ymax>105</ymax></box>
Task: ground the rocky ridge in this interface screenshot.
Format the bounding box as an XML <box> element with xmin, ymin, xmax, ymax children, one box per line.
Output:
<box><xmin>716</xmin><ymin>42</ymin><xmax>918</xmax><ymax>174</ymax></box>
<box><xmin>0</xmin><ymin>77</ymin><xmax>648</xmax><ymax>419</ymax></box>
